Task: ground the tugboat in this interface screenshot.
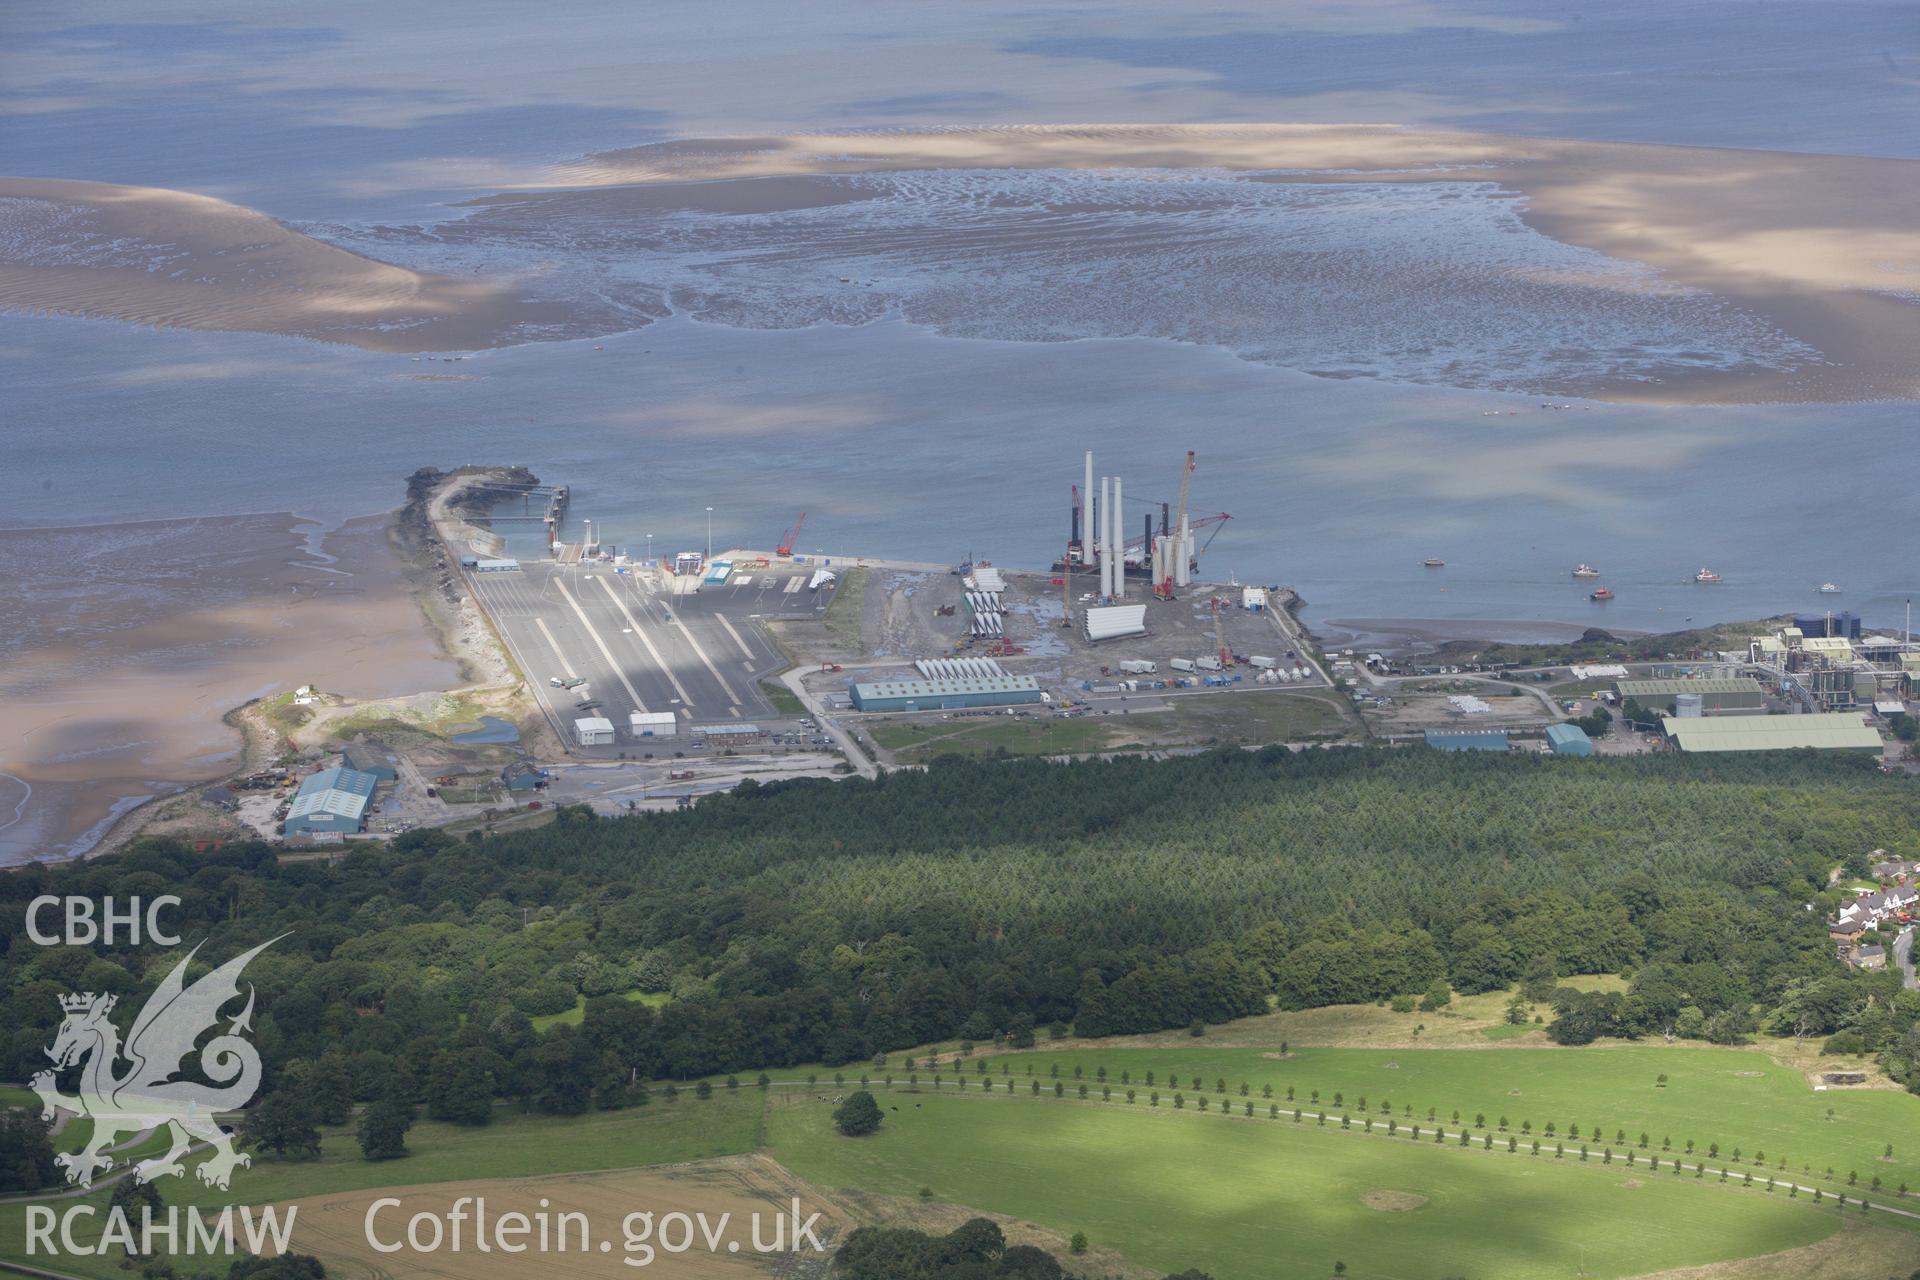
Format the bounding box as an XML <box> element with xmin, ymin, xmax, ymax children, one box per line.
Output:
<box><xmin>1818</xmin><ymin>582</ymin><xmax>1842</xmax><ymax>594</ymax></box>
<box><xmin>1571</xmin><ymin>564</ymin><xmax>1600</xmax><ymax>578</ymax></box>
<box><xmin>1590</xmin><ymin>586</ymin><xmax>1614</xmax><ymax>601</ymax></box>
<box><xmin>1422</xmin><ymin>558</ymin><xmax>1445</xmax><ymax>568</ymax></box>
<box><xmin>1694</xmin><ymin>567</ymin><xmax>1722</xmax><ymax>584</ymax></box>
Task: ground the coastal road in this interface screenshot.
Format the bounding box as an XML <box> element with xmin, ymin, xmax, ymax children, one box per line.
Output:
<box><xmin>1896</xmin><ymin>925</ymin><xmax>1918</xmax><ymax>991</ymax></box>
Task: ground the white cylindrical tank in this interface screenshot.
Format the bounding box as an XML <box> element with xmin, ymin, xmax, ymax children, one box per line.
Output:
<box><xmin>1674</xmin><ymin>692</ymin><xmax>1704</xmax><ymax>718</ymax></box>
<box><xmin>1111</xmin><ymin>476</ymin><xmax>1124</xmax><ymax>600</ymax></box>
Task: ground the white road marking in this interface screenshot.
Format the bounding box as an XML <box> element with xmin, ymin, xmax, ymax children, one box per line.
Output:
<box><xmin>670</xmin><ymin>610</ymin><xmax>741</xmax><ymax>706</ymax></box>
<box><xmin>713</xmin><ymin>612</ymin><xmax>756</xmax><ymax>660</ymax></box>
<box><xmin>784</xmin><ymin>576</ymin><xmax>804</xmax><ymax>594</ymax></box>
<box><xmin>555</xmin><ymin>577</ymin><xmax>650</xmax><ymax>712</ymax></box>
<box><xmin>592</xmin><ymin>574</ymin><xmax>694</xmax><ymax>708</ymax></box>
<box><xmin>534</xmin><ymin>617</ymin><xmax>579</xmax><ymax>674</ymax></box>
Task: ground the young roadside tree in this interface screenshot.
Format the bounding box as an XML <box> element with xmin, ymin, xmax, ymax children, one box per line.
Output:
<box><xmin>834</xmin><ymin>1090</ymin><xmax>883</xmax><ymax>1137</ymax></box>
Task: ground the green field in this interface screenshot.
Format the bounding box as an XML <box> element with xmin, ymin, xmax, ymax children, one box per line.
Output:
<box><xmin>760</xmin><ymin>680</ymin><xmax>807</xmax><ymax>716</ymax></box>
<box><xmin>870</xmin><ymin>714</ymin><xmax>1137</xmax><ymax>761</ymax></box>
<box><xmin>0</xmin><ymin>1091</ymin><xmax>765</xmax><ymax>1280</ymax></box>
<box><xmin>944</xmin><ymin>1044</ymin><xmax>1920</xmax><ymax>1191</ymax></box>
<box><xmin>528</xmin><ymin>987</ymin><xmax>669</xmax><ymax>1031</ymax></box>
<box><xmin>823</xmin><ymin>565</ymin><xmax>869</xmax><ymax>649</ymax></box>
<box><xmin>869</xmin><ymin>692</ymin><xmax>1354</xmax><ymax>762</ymax></box>
<box><xmin>768</xmin><ymin>1090</ymin><xmax>1850</xmax><ymax>1280</ymax></box>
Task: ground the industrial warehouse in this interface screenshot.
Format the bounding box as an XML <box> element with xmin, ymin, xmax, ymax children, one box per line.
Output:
<box><xmin>1615</xmin><ymin>678</ymin><xmax>1768</xmax><ymax>714</ymax></box>
<box><xmin>850</xmin><ymin>675</ymin><xmax>1046</xmax><ymax>712</ymax></box>
<box><xmin>1659</xmin><ymin>713</ymin><xmax>1886</xmax><ymax>754</ymax></box>
<box><xmin>283</xmin><ymin>766</ymin><xmax>381</xmax><ymax>837</ymax></box>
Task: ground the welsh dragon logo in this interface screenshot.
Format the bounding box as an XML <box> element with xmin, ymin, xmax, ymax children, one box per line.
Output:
<box><xmin>31</xmin><ymin>938</ymin><xmax>278</xmax><ymax>1190</ymax></box>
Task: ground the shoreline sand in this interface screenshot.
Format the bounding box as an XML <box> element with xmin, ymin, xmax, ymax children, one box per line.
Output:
<box><xmin>0</xmin><ymin>509</ymin><xmax>458</xmax><ymax>865</ymax></box>
<box><xmin>0</xmin><ymin>177</ymin><xmax>576</xmax><ymax>353</ymax></box>
<box><xmin>2</xmin><ymin>126</ymin><xmax>1916</xmax><ymax>402</ymax></box>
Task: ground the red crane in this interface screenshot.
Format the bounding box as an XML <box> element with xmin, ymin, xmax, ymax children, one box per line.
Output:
<box><xmin>776</xmin><ymin>511</ymin><xmax>807</xmax><ymax>557</ymax></box>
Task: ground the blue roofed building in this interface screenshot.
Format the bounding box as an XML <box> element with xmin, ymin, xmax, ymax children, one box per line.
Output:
<box><xmin>284</xmin><ymin>767</ymin><xmax>380</xmax><ymax>837</ymax></box>
<box><xmin>1545</xmin><ymin>723</ymin><xmax>1596</xmax><ymax>756</ymax></box>
<box><xmin>340</xmin><ymin>743</ymin><xmax>398</xmax><ymax>782</ymax></box>
<box><xmin>1423</xmin><ymin>729</ymin><xmax>1510</xmax><ymax>753</ymax></box>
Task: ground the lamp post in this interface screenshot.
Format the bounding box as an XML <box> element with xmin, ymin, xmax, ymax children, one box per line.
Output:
<box><xmin>705</xmin><ymin>507</ymin><xmax>713</xmax><ymax>562</ymax></box>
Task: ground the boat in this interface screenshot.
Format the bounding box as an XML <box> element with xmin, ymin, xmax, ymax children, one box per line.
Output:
<box><xmin>1818</xmin><ymin>582</ymin><xmax>1842</xmax><ymax>594</ymax></box>
<box><xmin>1590</xmin><ymin>587</ymin><xmax>1614</xmax><ymax>601</ymax></box>
<box><xmin>1693</xmin><ymin>567</ymin><xmax>1721</xmax><ymax>584</ymax></box>
<box><xmin>1422</xmin><ymin>558</ymin><xmax>1445</xmax><ymax>568</ymax></box>
<box><xmin>1571</xmin><ymin>564</ymin><xmax>1600</xmax><ymax>578</ymax></box>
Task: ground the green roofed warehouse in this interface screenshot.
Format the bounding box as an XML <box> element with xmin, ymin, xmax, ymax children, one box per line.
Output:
<box><xmin>1615</xmin><ymin>677</ymin><xmax>1765</xmax><ymax>712</ymax></box>
<box><xmin>1661</xmin><ymin>712</ymin><xmax>1883</xmax><ymax>754</ymax></box>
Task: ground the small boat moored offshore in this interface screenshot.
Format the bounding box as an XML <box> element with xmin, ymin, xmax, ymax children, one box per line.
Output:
<box><xmin>1694</xmin><ymin>567</ymin><xmax>1722</xmax><ymax>584</ymax></box>
<box><xmin>1423</xmin><ymin>558</ymin><xmax>1445</xmax><ymax>568</ymax></box>
<box><xmin>1590</xmin><ymin>586</ymin><xmax>1614</xmax><ymax>601</ymax></box>
<box><xmin>1572</xmin><ymin>564</ymin><xmax>1600</xmax><ymax>578</ymax></box>
<box><xmin>1818</xmin><ymin>582</ymin><xmax>1842</xmax><ymax>594</ymax></box>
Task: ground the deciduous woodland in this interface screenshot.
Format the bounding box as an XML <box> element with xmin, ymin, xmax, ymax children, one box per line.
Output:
<box><xmin>4</xmin><ymin>750</ymin><xmax>1917</xmax><ymax>1120</ymax></box>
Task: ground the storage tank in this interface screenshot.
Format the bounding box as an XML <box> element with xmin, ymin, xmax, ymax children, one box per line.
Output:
<box><xmin>1674</xmin><ymin>692</ymin><xmax>1704</xmax><ymax>718</ymax></box>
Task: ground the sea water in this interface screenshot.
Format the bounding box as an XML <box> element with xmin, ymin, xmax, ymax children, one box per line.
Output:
<box><xmin>4</xmin><ymin>0</ymin><xmax>1917</xmax><ymax>638</ymax></box>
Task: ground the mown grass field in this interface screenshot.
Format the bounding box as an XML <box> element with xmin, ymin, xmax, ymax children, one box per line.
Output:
<box><xmin>950</xmin><ymin>1044</ymin><xmax>1920</xmax><ymax>1194</ymax></box>
<box><xmin>869</xmin><ymin>714</ymin><xmax>1136</xmax><ymax>761</ymax></box>
<box><xmin>529</xmin><ymin>987</ymin><xmax>669</xmax><ymax>1031</ymax></box>
<box><xmin>767</xmin><ymin>1090</ymin><xmax>1854</xmax><ymax>1280</ymax></box>
<box><xmin>0</xmin><ymin>1091</ymin><xmax>766</xmax><ymax>1280</ymax></box>
<box><xmin>869</xmin><ymin>691</ymin><xmax>1355</xmax><ymax>763</ymax></box>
